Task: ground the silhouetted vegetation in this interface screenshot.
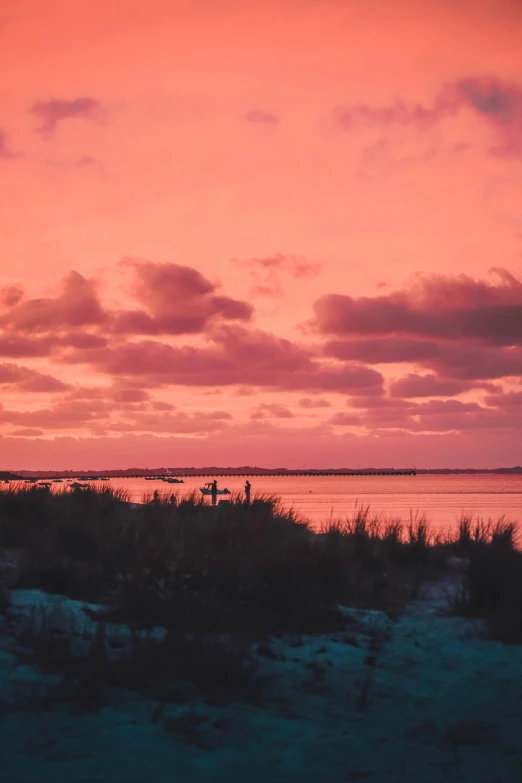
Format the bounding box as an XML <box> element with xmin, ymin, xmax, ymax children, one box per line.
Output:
<box><xmin>450</xmin><ymin>516</ymin><xmax>522</xmax><ymax>643</ymax></box>
<box><xmin>0</xmin><ymin>483</ymin><xmax>520</xmax><ymax>643</ymax></box>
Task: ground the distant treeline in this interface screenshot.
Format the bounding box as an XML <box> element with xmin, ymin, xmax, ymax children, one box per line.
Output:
<box><xmin>5</xmin><ymin>466</ymin><xmax>522</xmax><ymax>477</ymax></box>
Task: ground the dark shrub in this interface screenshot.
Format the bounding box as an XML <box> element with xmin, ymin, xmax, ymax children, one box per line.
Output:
<box><xmin>454</xmin><ymin>536</ymin><xmax>522</xmax><ymax>643</ymax></box>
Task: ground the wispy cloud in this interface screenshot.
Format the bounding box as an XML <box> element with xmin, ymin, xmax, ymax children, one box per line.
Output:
<box><xmin>336</xmin><ymin>75</ymin><xmax>522</xmax><ymax>158</ymax></box>
<box><xmin>0</xmin><ymin>128</ymin><xmax>21</xmax><ymax>159</ymax></box>
<box><xmin>235</xmin><ymin>254</ymin><xmax>321</xmax><ymax>297</ymax></box>
<box><xmin>30</xmin><ymin>97</ymin><xmax>101</xmax><ymax>135</ymax></box>
<box><xmin>244</xmin><ymin>109</ymin><xmax>278</xmax><ymax>126</ymax></box>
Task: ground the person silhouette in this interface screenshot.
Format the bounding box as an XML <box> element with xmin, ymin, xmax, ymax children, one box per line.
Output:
<box><xmin>211</xmin><ymin>479</ymin><xmax>218</xmax><ymax>506</ymax></box>
<box><xmin>245</xmin><ymin>479</ymin><xmax>251</xmax><ymax>504</ymax></box>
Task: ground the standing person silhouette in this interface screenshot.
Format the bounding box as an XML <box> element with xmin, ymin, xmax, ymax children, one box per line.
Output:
<box><xmin>245</xmin><ymin>479</ymin><xmax>251</xmax><ymax>505</ymax></box>
<box><xmin>211</xmin><ymin>479</ymin><xmax>218</xmax><ymax>506</ymax></box>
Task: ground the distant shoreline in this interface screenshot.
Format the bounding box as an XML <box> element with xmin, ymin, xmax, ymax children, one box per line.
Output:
<box><xmin>4</xmin><ymin>466</ymin><xmax>522</xmax><ymax>478</ymax></box>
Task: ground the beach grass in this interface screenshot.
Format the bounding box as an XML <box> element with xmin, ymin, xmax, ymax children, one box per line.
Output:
<box><xmin>0</xmin><ymin>482</ymin><xmax>520</xmax><ymax>643</ymax></box>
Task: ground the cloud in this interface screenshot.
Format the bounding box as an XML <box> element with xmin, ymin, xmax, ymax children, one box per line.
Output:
<box><xmin>336</xmin><ymin>75</ymin><xmax>522</xmax><ymax>158</ymax></box>
<box><xmin>339</xmin><ymin>395</ymin><xmax>493</xmax><ymax>434</ymax></box>
<box><xmin>7</xmin><ymin>261</ymin><xmax>521</xmax><ymax>442</ymax></box>
<box><xmin>0</xmin><ymin>363</ymin><xmax>70</xmax><ymax>393</ymax></box>
<box><xmin>247</xmin><ymin>255</ymin><xmax>320</xmax><ymax>276</ymax></box>
<box><xmin>0</xmin><ymin>265</ymin><xmax>253</xmax><ymax>374</ymax></box>
<box><xmin>317</xmin><ymin>269</ymin><xmax>522</xmax><ymax>383</ymax></box>
<box><xmin>298</xmin><ymin>397</ymin><xmax>332</xmax><ymax>409</ymax></box>
<box><xmin>454</xmin><ymin>76</ymin><xmax>522</xmax><ymax>157</ymax></box>
<box><xmin>110</xmin><ymin>388</ymin><xmax>150</xmax><ymax>404</ymax></box>
<box><xmin>0</xmin><ymin>129</ymin><xmax>19</xmax><ymax>159</ymax></box>
<box><xmin>244</xmin><ymin>110</ymin><xmax>278</xmax><ymax>126</ymax></box>
<box><xmin>424</xmin><ymin>345</ymin><xmax>522</xmax><ymax>381</ymax></box>
<box><xmin>211</xmin><ymin>324</ymin><xmax>312</xmax><ymax>372</ymax></box>
<box><xmin>110</xmin><ymin>410</ymin><xmax>233</xmax><ymax>435</ymax></box>
<box><xmin>30</xmin><ymin>97</ymin><xmax>101</xmax><ymax>135</ymax></box>
<box><xmin>326</xmin><ymin>336</ymin><xmax>522</xmax><ymax>383</ymax></box>
<box><xmin>388</xmin><ymin>373</ymin><xmax>496</xmax><ymax>398</ymax></box>
<box><xmin>75</xmin><ymin>155</ymin><xmax>99</xmax><ymax>167</ymax></box>
<box><xmin>329</xmin><ymin>412</ymin><xmax>360</xmax><ymax>426</ymax></box>
<box><xmin>313</xmin><ymin>269</ymin><xmax>522</xmax><ymax>345</ymax></box>
<box><xmin>0</xmin><ymin>394</ymin><xmax>234</xmax><ymax>435</ymax></box>
<box><xmin>234</xmin><ymin>254</ymin><xmax>321</xmax><ymax>297</ymax></box>
<box><xmin>324</xmin><ymin>337</ymin><xmax>441</xmax><ymax>364</ymax></box>
<box><xmin>62</xmin><ymin>318</ymin><xmax>383</xmax><ymax>393</ymax></box>
<box><xmin>112</xmin><ymin>259</ymin><xmax>253</xmax><ymax>334</ymax></box>
<box><xmin>0</xmin><ymin>284</ymin><xmax>24</xmax><ymax>307</ymax></box>
<box><xmin>412</xmin><ymin>399</ymin><xmax>482</xmax><ymax>416</ymax></box>
<box><xmin>282</xmin><ymin>366</ymin><xmax>384</xmax><ymax>394</ymax></box>
<box><xmin>10</xmin><ymin>428</ymin><xmax>45</xmax><ymax>437</ymax></box>
<box><xmin>336</xmin><ymin>95</ymin><xmax>452</xmax><ymax>131</ymax></box>
<box><xmin>151</xmin><ymin>400</ymin><xmax>176</xmax><ymax>411</ymax></box>
<box><xmin>340</xmin><ymin>392</ymin><xmax>522</xmax><ymax>435</ymax></box>
<box><xmin>59</xmin><ymin>332</ymin><xmax>108</xmax><ymax>349</ymax></box>
<box><xmin>63</xmin><ymin>384</ymin><xmax>158</xmax><ymax>407</ymax></box>
<box><xmin>0</xmin><ymin>399</ymin><xmax>111</xmax><ymax>429</ymax></box>
<box><xmin>0</xmin><ymin>335</ymin><xmax>57</xmax><ymax>358</ymax></box>
<box><xmin>0</xmin><ymin>272</ymin><xmax>105</xmax><ymax>333</ymax></box>
<box><xmin>484</xmin><ymin>390</ymin><xmax>522</xmax><ymax>408</ymax></box>
<box><xmin>251</xmin><ymin>403</ymin><xmax>294</xmax><ymax>419</ymax></box>
<box><xmin>347</xmin><ymin>394</ymin><xmax>411</xmax><ymax>409</ymax></box>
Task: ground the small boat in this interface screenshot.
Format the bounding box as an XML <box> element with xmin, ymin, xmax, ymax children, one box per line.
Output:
<box><xmin>163</xmin><ymin>470</ymin><xmax>184</xmax><ymax>483</ymax></box>
<box><xmin>100</xmin><ymin>477</ymin><xmax>110</xmax><ymax>481</ymax></box>
<box><xmin>200</xmin><ymin>485</ymin><xmax>231</xmax><ymax>496</ymax></box>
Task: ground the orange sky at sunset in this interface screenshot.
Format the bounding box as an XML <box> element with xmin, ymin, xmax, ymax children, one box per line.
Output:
<box><xmin>1</xmin><ymin>0</ymin><xmax>521</xmax><ymax>469</ymax></box>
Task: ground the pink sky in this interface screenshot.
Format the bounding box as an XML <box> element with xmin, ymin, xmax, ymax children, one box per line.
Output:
<box><xmin>1</xmin><ymin>0</ymin><xmax>521</xmax><ymax>469</ymax></box>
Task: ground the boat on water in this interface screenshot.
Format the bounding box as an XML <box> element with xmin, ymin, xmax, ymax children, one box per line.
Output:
<box><xmin>161</xmin><ymin>470</ymin><xmax>184</xmax><ymax>483</ymax></box>
<box><xmin>200</xmin><ymin>484</ymin><xmax>231</xmax><ymax>496</ymax></box>
<box><xmin>100</xmin><ymin>477</ymin><xmax>110</xmax><ymax>481</ymax></box>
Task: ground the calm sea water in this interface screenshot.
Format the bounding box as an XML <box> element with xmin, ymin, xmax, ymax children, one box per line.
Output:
<box><xmin>101</xmin><ymin>474</ymin><xmax>520</xmax><ymax>536</ymax></box>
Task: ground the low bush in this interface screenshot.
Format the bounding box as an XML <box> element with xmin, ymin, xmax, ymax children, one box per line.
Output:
<box><xmin>452</xmin><ymin>531</ymin><xmax>522</xmax><ymax>643</ymax></box>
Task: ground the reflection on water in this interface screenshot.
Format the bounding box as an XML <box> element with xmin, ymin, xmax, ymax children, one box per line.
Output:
<box><xmin>101</xmin><ymin>474</ymin><xmax>521</xmax><ymax>535</ymax></box>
